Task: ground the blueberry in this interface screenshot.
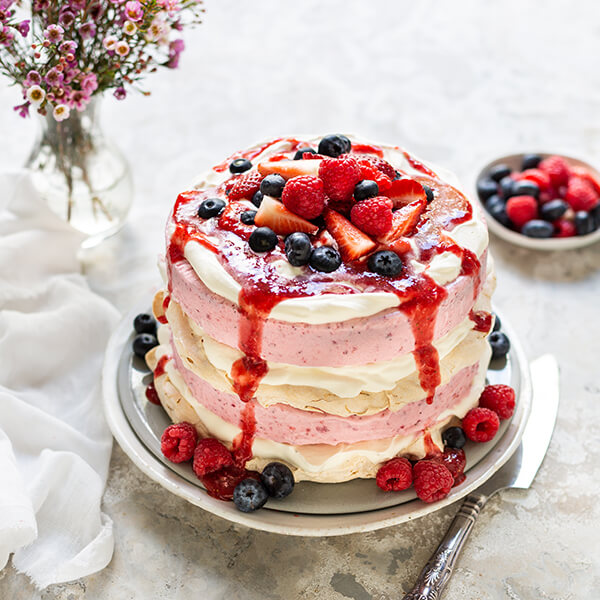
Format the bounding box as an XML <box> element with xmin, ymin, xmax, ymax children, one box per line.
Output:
<box><xmin>317</xmin><ymin>134</ymin><xmax>351</xmax><ymax>158</ymax></box>
<box><xmin>513</xmin><ymin>180</ymin><xmax>539</xmax><ymax>199</ymax></box>
<box><xmin>442</xmin><ymin>426</ymin><xmax>466</xmax><ymax>450</ymax></box>
<box><xmin>574</xmin><ymin>211</ymin><xmax>596</xmax><ymax>236</ymax></box>
<box><xmin>133</xmin><ymin>313</ymin><xmax>156</xmax><ymax>335</ymax></box>
<box><xmin>249</xmin><ymin>227</ymin><xmax>278</xmax><ymax>252</ymax></box>
<box><xmin>354</xmin><ymin>179</ymin><xmax>379</xmax><ymax>201</ymax></box>
<box><xmin>197</xmin><ymin>198</ymin><xmax>225</xmax><ymax>219</ymax></box>
<box><xmin>132</xmin><ymin>333</ymin><xmax>158</xmax><ymax>358</ymax></box>
<box><xmin>240</xmin><ymin>210</ymin><xmax>257</xmax><ymax>225</ymax></box>
<box><xmin>261</xmin><ymin>462</ymin><xmax>295</xmax><ymax>499</ymax></box>
<box><xmin>285</xmin><ymin>232</ymin><xmax>312</xmax><ymax>266</ymax></box>
<box><xmin>487</xmin><ymin>201</ymin><xmax>511</xmax><ymax>227</ymax></box>
<box><xmin>489</xmin><ymin>331</ymin><xmax>510</xmax><ymax>360</ymax></box>
<box><xmin>477</xmin><ymin>177</ymin><xmax>498</xmax><ymax>201</ymax></box>
<box><xmin>229</xmin><ymin>158</ymin><xmax>252</xmax><ymax>174</ymax></box>
<box><xmin>484</xmin><ymin>194</ymin><xmax>503</xmax><ymax>213</ymax></box>
<box><xmin>493</xmin><ymin>314</ymin><xmax>501</xmax><ymax>332</ymax></box>
<box><xmin>309</xmin><ymin>246</ymin><xmax>341</xmax><ymax>272</ymax></box>
<box><xmin>488</xmin><ymin>164</ymin><xmax>512</xmax><ymax>182</ymax></box>
<box><xmin>368</xmin><ymin>250</ymin><xmax>403</xmax><ymax>277</ymax></box>
<box><xmin>252</xmin><ymin>190</ymin><xmax>264</xmax><ymax>208</ymax></box>
<box><xmin>261</xmin><ymin>174</ymin><xmax>286</xmax><ymax>198</ymax></box>
<box><xmin>499</xmin><ymin>175</ymin><xmax>516</xmax><ymax>199</ymax></box>
<box><xmin>521</xmin><ymin>219</ymin><xmax>554</xmax><ymax>238</ymax></box>
<box><xmin>539</xmin><ymin>199</ymin><xmax>568</xmax><ymax>222</ymax></box>
<box><xmin>423</xmin><ymin>184</ymin><xmax>435</xmax><ymax>203</ymax></box>
<box><xmin>293</xmin><ymin>147</ymin><xmax>317</xmax><ymax>160</ymax></box>
<box><xmin>233</xmin><ymin>478</ymin><xmax>268</xmax><ymax>512</ymax></box>
<box><xmin>522</xmin><ymin>153</ymin><xmax>542</xmax><ymax>170</ymax></box>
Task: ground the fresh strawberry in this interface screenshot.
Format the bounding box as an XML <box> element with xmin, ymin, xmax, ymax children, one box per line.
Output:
<box><xmin>281</xmin><ymin>175</ymin><xmax>326</xmax><ymax>219</ymax></box>
<box><xmin>350</xmin><ymin>197</ymin><xmax>393</xmax><ymax>237</ymax></box>
<box><xmin>356</xmin><ymin>159</ymin><xmax>393</xmax><ymax>192</ymax></box>
<box><xmin>323</xmin><ymin>208</ymin><xmax>376</xmax><ymax>262</ymax></box>
<box><xmin>379</xmin><ymin>198</ymin><xmax>426</xmax><ymax>242</ymax></box>
<box><xmin>313</xmin><ymin>228</ymin><xmax>336</xmax><ymax>247</ymax></box>
<box><xmin>318</xmin><ymin>156</ymin><xmax>362</xmax><ymax>211</ymax></box>
<box><xmin>378</xmin><ymin>238</ymin><xmax>412</xmax><ymax>255</ymax></box>
<box><xmin>218</xmin><ymin>201</ymin><xmax>254</xmax><ymax>240</ymax></box>
<box><xmin>228</xmin><ymin>171</ymin><xmax>263</xmax><ymax>201</ymax></box>
<box><xmin>539</xmin><ymin>155</ymin><xmax>570</xmax><ymax>187</ymax></box>
<box><xmin>570</xmin><ymin>166</ymin><xmax>600</xmax><ymax>195</ymax></box>
<box><xmin>359</xmin><ymin>155</ymin><xmax>397</xmax><ymax>179</ymax></box>
<box><xmin>254</xmin><ymin>196</ymin><xmax>318</xmax><ymax>236</ymax></box>
<box><xmin>258</xmin><ymin>158</ymin><xmax>321</xmax><ymax>179</ymax></box>
<box><xmin>383</xmin><ymin>178</ymin><xmax>427</xmax><ymax>208</ymax></box>
<box><xmin>554</xmin><ymin>218</ymin><xmax>576</xmax><ymax>237</ymax></box>
<box><xmin>564</xmin><ymin>177</ymin><xmax>599</xmax><ymax>212</ymax></box>
<box><xmin>515</xmin><ymin>168</ymin><xmax>551</xmax><ymax>192</ymax></box>
<box><xmin>505</xmin><ymin>195</ymin><xmax>538</xmax><ymax>228</ymax></box>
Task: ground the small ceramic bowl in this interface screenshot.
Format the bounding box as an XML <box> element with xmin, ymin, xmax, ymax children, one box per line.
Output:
<box><xmin>475</xmin><ymin>153</ymin><xmax>600</xmax><ymax>250</ymax></box>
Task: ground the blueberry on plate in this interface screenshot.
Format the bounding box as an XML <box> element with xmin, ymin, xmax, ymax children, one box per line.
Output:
<box><xmin>574</xmin><ymin>211</ymin><xmax>597</xmax><ymax>235</ymax></box>
<box><xmin>260</xmin><ymin>174</ymin><xmax>286</xmax><ymax>198</ymax></box>
<box><xmin>132</xmin><ymin>333</ymin><xmax>158</xmax><ymax>358</ymax></box>
<box><xmin>539</xmin><ymin>199</ymin><xmax>568</xmax><ymax>222</ymax></box>
<box><xmin>354</xmin><ymin>179</ymin><xmax>379</xmax><ymax>201</ymax></box>
<box><xmin>233</xmin><ymin>479</ymin><xmax>269</xmax><ymax>512</ymax></box>
<box><xmin>442</xmin><ymin>426</ymin><xmax>467</xmax><ymax>450</ymax></box>
<box><xmin>240</xmin><ymin>210</ymin><xmax>257</xmax><ymax>225</ymax></box>
<box><xmin>197</xmin><ymin>198</ymin><xmax>225</xmax><ymax>219</ymax></box>
<box><xmin>229</xmin><ymin>158</ymin><xmax>252</xmax><ymax>174</ymax></box>
<box><xmin>521</xmin><ymin>153</ymin><xmax>542</xmax><ymax>170</ymax></box>
<box><xmin>521</xmin><ymin>219</ymin><xmax>554</xmax><ymax>238</ymax></box>
<box><xmin>293</xmin><ymin>147</ymin><xmax>317</xmax><ymax>160</ymax></box>
<box><xmin>317</xmin><ymin>134</ymin><xmax>351</xmax><ymax>158</ymax></box>
<box><xmin>285</xmin><ymin>232</ymin><xmax>312</xmax><ymax>266</ymax></box>
<box><xmin>249</xmin><ymin>227</ymin><xmax>278</xmax><ymax>252</ymax></box>
<box><xmin>309</xmin><ymin>246</ymin><xmax>341</xmax><ymax>273</ymax></box>
<box><xmin>261</xmin><ymin>462</ymin><xmax>295</xmax><ymax>499</ymax></box>
<box><xmin>423</xmin><ymin>184</ymin><xmax>435</xmax><ymax>203</ymax></box>
<box><xmin>477</xmin><ymin>177</ymin><xmax>498</xmax><ymax>201</ymax></box>
<box><xmin>488</xmin><ymin>164</ymin><xmax>511</xmax><ymax>182</ymax></box>
<box><xmin>512</xmin><ymin>180</ymin><xmax>539</xmax><ymax>198</ymax></box>
<box><xmin>133</xmin><ymin>313</ymin><xmax>156</xmax><ymax>335</ymax></box>
<box><xmin>499</xmin><ymin>175</ymin><xmax>516</xmax><ymax>199</ymax></box>
<box><xmin>252</xmin><ymin>190</ymin><xmax>264</xmax><ymax>208</ymax></box>
<box><xmin>493</xmin><ymin>313</ymin><xmax>501</xmax><ymax>332</ymax></box>
<box><xmin>489</xmin><ymin>331</ymin><xmax>510</xmax><ymax>360</ymax></box>
<box><xmin>368</xmin><ymin>250</ymin><xmax>403</xmax><ymax>277</ymax></box>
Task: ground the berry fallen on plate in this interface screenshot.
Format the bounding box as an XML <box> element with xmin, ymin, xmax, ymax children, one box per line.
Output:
<box><xmin>554</xmin><ymin>218</ymin><xmax>577</xmax><ymax>238</ymax></box>
<box><xmin>442</xmin><ymin>426</ymin><xmax>467</xmax><ymax>449</ymax></box>
<box><xmin>317</xmin><ymin>134</ymin><xmax>351</xmax><ymax>158</ymax></box>
<box><xmin>499</xmin><ymin>175</ymin><xmax>516</xmax><ymax>199</ymax></box>
<box><xmin>261</xmin><ymin>462</ymin><xmax>295</xmax><ymax>499</ymax></box>
<box><xmin>197</xmin><ymin>197</ymin><xmax>226</xmax><ymax>218</ymax></box>
<box><xmin>574</xmin><ymin>211</ymin><xmax>597</xmax><ymax>235</ymax></box>
<box><xmin>132</xmin><ymin>333</ymin><xmax>158</xmax><ymax>358</ymax></box>
<box><xmin>506</xmin><ymin>195</ymin><xmax>537</xmax><ymax>229</ymax></box>
<box><xmin>228</xmin><ymin>172</ymin><xmax>264</xmax><ymax>202</ymax></box>
<box><xmin>249</xmin><ymin>227</ymin><xmax>278</xmax><ymax>252</ymax></box>
<box><xmin>539</xmin><ymin>199</ymin><xmax>568</xmax><ymax>221</ymax></box>
<box><xmin>479</xmin><ymin>384</ymin><xmax>516</xmax><ymax>420</ymax></box>
<box><xmin>477</xmin><ymin>177</ymin><xmax>498</xmax><ymax>201</ymax></box>
<box><xmin>233</xmin><ymin>478</ymin><xmax>269</xmax><ymax>512</ymax></box>
<box><xmin>521</xmin><ymin>153</ymin><xmax>542</xmax><ymax>170</ymax></box>
<box><xmin>512</xmin><ymin>180</ymin><xmax>540</xmax><ymax>199</ymax></box>
<box><xmin>565</xmin><ymin>177</ymin><xmax>599</xmax><ymax>212</ymax></box>
<box><xmin>252</xmin><ymin>190</ymin><xmax>263</xmax><ymax>208</ymax></box>
<box><xmin>284</xmin><ymin>232</ymin><xmax>312</xmax><ymax>266</ymax></box>
<box><xmin>488</xmin><ymin>163</ymin><xmax>511</xmax><ymax>182</ymax></box>
<box><xmin>350</xmin><ymin>196</ymin><xmax>393</xmax><ymax>237</ymax></box>
<box><xmin>413</xmin><ymin>460</ymin><xmax>454</xmax><ymax>503</ymax></box>
<box><xmin>133</xmin><ymin>313</ymin><xmax>156</xmax><ymax>336</ymax></box>
<box><xmin>323</xmin><ymin>208</ymin><xmax>376</xmax><ymax>262</ymax></box>
<box><xmin>488</xmin><ymin>330</ymin><xmax>510</xmax><ymax>359</ymax></box>
<box><xmin>145</xmin><ymin>382</ymin><xmax>161</xmax><ymax>405</ymax></box>
<box><xmin>309</xmin><ymin>246</ymin><xmax>342</xmax><ymax>273</ymax></box>
<box><xmin>516</xmin><ymin>168</ymin><xmax>551</xmax><ymax>192</ymax></box>
<box><xmin>319</xmin><ymin>156</ymin><xmax>362</xmax><ymax>212</ymax></box>
<box><xmin>376</xmin><ymin>457</ymin><xmax>413</xmax><ymax>492</ymax></box>
<box><xmin>240</xmin><ymin>210</ymin><xmax>256</xmax><ymax>225</ymax></box>
<box><xmin>229</xmin><ymin>158</ymin><xmax>252</xmax><ymax>174</ymax></box>
<box><xmin>521</xmin><ymin>219</ymin><xmax>554</xmax><ymax>238</ymax></box>
<box><xmin>492</xmin><ymin>313</ymin><xmax>501</xmax><ymax>332</ymax></box>
<box><xmin>193</xmin><ymin>438</ymin><xmax>234</xmax><ymax>477</ymax></box>
<box><xmin>281</xmin><ymin>175</ymin><xmax>326</xmax><ymax>219</ymax></box>
<box><xmin>539</xmin><ymin>155</ymin><xmax>570</xmax><ymax>187</ymax></box>
<box><xmin>161</xmin><ymin>422</ymin><xmax>198</xmax><ymax>463</ymax></box>
<box><xmin>254</xmin><ymin>196</ymin><xmax>319</xmax><ymax>236</ymax></box>
<box><xmin>354</xmin><ymin>179</ymin><xmax>379</xmax><ymax>201</ymax></box>
<box><xmin>293</xmin><ymin>147</ymin><xmax>317</xmax><ymax>160</ymax></box>
<box><xmin>368</xmin><ymin>250</ymin><xmax>403</xmax><ymax>277</ymax></box>
<box><xmin>436</xmin><ymin>448</ymin><xmax>466</xmax><ymax>486</ymax></box>
<box><xmin>260</xmin><ymin>173</ymin><xmax>286</xmax><ymax>198</ymax></box>
<box><xmin>462</xmin><ymin>407</ymin><xmax>500</xmax><ymax>443</ymax></box>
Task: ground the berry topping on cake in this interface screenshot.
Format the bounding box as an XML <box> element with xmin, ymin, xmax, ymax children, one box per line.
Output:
<box><xmin>423</xmin><ymin>184</ymin><xmax>435</xmax><ymax>203</ymax></box>
<box><xmin>479</xmin><ymin>384</ymin><xmax>516</xmax><ymax>420</ymax></box>
<box><xmin>318</xmin><ymin>156</ymin><xmax>362</xmax><ymax>210</ymax></box>
<box><xmin>248</xmin><ymin>226</ymin><xmax>279</xmax><ymax>253</ymax></box>
<box><xmin>384</xmin><ymin>178</ymin><xmax>427</xmax><ymax>208</ymax></box>
<box><xmin>258</xmin><ymin>158</ymin><xmax>321</xmax><ymax>179</ymax></box>
<box><xmin>462</xmin><ymin>407</ymin><xmax>500</xmax><ymax>443</ymax></box>
<box><xmin>379</xmin><ymin>198</ymin><xmax>426</xmax><ymax>244</ymax></box>
<box><xmin>132</xmin><ymin>333</ymin><xmax>158</xmax><ymax>358</ymax></box>
<box><xmin>254</xmin><ymin>195</ymin><xmax>319</xmax><ymax>236</ymax></box>
<box><xmin>565</xmin><ymin>177</ymin><xmax>599</xmax><ymax>212</ymax></box>
<box><xmin>284</xmin><ymin>232</ymin><xmax>312</xmax><ymax>266</ymax></box>
<box><xmin>356</xmin><ymin>158</ymin><xmax>393</xmax><ymax>193</ymax></box>
<box><xmin>251</xmin><ymin>190</ymin><xmax>263</xmax><ymax>208</ymax></box>
<box><xmin>413</xmin><ymin>459</ymin><xmax>454</xmax><ymax>503</ymax></box>
<box><xmin>260</xmin><ymin>173</ymin><xmax>286</xmax><ymax>198</ymax></box>
<box><xmin>281</xmin><ymin>175</ymin><xmax>326</xmax><ymax>219</ymax></box>
<box><xmin>229</xmin><ymin>157</ymin><xmax>253</xmax><ymax>174</ymax></box>
<box><xmin>488</xmin><ymin>330</ymin><xmax>510</xmax><ymax>359</ymax></box>
<box><xmin>293</xmin><ymin>147</ymin><xmax>317</xmax><ymax>160</ymax></box>
<box><xmin>309</xmin><ymin>245</ymin><xmax>342</xmax><ymax>273</ymax></box>
<box><xmin>350</xmin><ymin>196</ymin><xmax>393</xmax><ymax>237</ymax></box>
<box><xmin>317</xmin><ymin>134</ymin><xmax>352</xmax><ymax>158</ymax></box>
<box><xmin>240</xmin><ymin>210</ymin><xmax>256</xmax><ymax>225</ymax></box>
<box><xmin>161</xmin><ymin>422</ymin><xmax>198</xmax><ymax>463</ymax></box>
<box><xmin>323</xmin><ymin>208</ymin><xmax>377</xmax><ymax>262</ymax></box>
<box><xmin>539</xmin><ymin>155</ymin><xmax>570</xmax><ymax>187</ymax></box>
<box><xmin>361</xmin><ymin>155</ymin><xmax>397</xmax><ymax>180</ymax></box>
<box><xmin>505</xmin><ymin>195</ymin><xmax>538</xmax><ymax>229</ymax></box>
<box><xmin>521</xmin><ymin>219</ymin><xmax>554</xmax><ymax>238</ymax></box>
<box><xmin>354</xmin><ymin>179</ymin><xmax>380</xmax><ymax>201</ymax></box>
<box><xmin>192</xmin><ymin>438</ymin><xmax>234</xmax><ymax>477</ymax></box>
<box><xmin>197</xmin><ymin>197</ymin><xmax>226</xmax><ymax>218</ymax></box>
<box><xmin>368</xmin><ymin>250</ymin><xmax>403</xmax><ymax>276</ymax></box>
<box><xmin>233</xmin><ymin>478</ymin><xmax>269</xmax><ymax>512</ymax></box>
<box><xmin>260</xmin><ymin>462</ymin><xmax>295</xmax><ymax>499</ymax></box>
<box><xmin>375</xmin><ymin>457</ymin><xmax>413</xmax><ymax>492</ymax></box>
<box><xmin>442</xmin><ymin>426</ymin><xmax>467</xmax><ymax>449</ymax></box>
<box><xmin>228</xmin><ymin>172</ymin><xmax>264</xmax><ymax>201</ymax></box>
<box><xmin>133</xmin><ymin>313</ymin><xmax>156</xmax><ymax>336</ymax></box>
<box><xmin>435</xmin><ymin>447</ymin><xmax>466</xmax><ymax>486</ymax></box>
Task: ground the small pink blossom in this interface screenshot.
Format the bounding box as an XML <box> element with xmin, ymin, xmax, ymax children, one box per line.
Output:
<box><xmin>124</xmin><ymin>1</ymin><xmax>143</xmax><ymax>22</ymax></box>
<box><xmin>102</xmin><ymin>34</ymin><xmax>118</xmax><ymax>50</ymax></box>
<box><xmin>115</xmin><ymin>40</ymin><xmax>130</xmax><ymax>57</ymax></box>
<box><xmin>78</xmin><ymin>21</ymin><xmax>96</xmax><ymax>39</ymax></box>
<box><xmin>58</xmin><ymin>10</ymin><xmax>75</xmax><ymax>28</ymax></box>
<box><xmin>59</xmin><ymin>40</ymin><xmax>78</xmax><ymax>54</ymax></box>
<box><xmin>80</xmin><ymin>72</ymin><xmax>98</xmax><ymax>94</ymax></box>
<box><xmin>68</xmin><ymin>89</ymin><xmax>90</xmax><ymax>111</ymax></box>
<box><xmin>114</xmin><ymin>86</ymin><xmax>126</xmax><ymax>100</ymax></box>
<box><xmin>44</xmin><ymin>24</ymin><xmax>64</xmax><ymax>44</ymax></box>
<box><xmin>26</xmin><ymin>84</ymin><xmax>45</xmax><ymax>106</ymax></box>
<box><xmin>45</xmin><ymin>67</ymin><xmax>64</xmax><ymax>87</ymax></box>
<box><xmin>53</xmin><ymin>103</ymin><xmax>70</xmax><ymax>122</ymax></box>
<box><xmin>24</xmin><ymin>70</ymin><xmax>42</xmax><ymax>87</ymax></box>
<box><xmin>0</xmin><ymin>24</ymin><xmax>14</xmax><ymax>47</ymax></box>
<box><xmin>17</xmin><ymin>20</ymin><xmax>30</xmax><ymax>37</ymax></box>
<box><xmin>167</xmin><ymin>39</ymin><xmax>184</xmax><ymax>69</ymax></box>
<box><xmin>13</xmin><ymin>101</ymin><xmax>30</xmax><ymax>118</ymax></box>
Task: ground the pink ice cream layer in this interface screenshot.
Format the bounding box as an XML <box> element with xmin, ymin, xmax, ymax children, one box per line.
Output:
<box><xmin>169</xmin><ymin>253</ymin><xmax>487</xmax><ymax>368</ymax></box>
<box><xmin>171</xmin><ymin>347</ymin><xmax>479</xmax><ymax>446</ymax></box>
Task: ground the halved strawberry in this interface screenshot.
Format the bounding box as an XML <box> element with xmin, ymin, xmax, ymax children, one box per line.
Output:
<box><xmin>218</xmin><ymin>201</ymin><xmax>254</xmax><ymax>240</ymax></box>
<box><xmin>570</xmin><ymin>166</ymin><xmax>600</xmax><ymax>195</ymax></box>
<box><xmin>323</xmin><ymin>208</ymin><xmax>376</xmax><ymax>262</ymax></box>
<box><xmin>379</xmin><ymin>198</ymin><xmax>426</xmax><ymax>242</ymax></box>
<box><xmin>258</xmin><ymin>159</ymin><xmax>321</xmax><ymax>179</ymax></box>
<box><xmin>228</xmin><ymin>171</ymin><xmax>263</xmax><ymax>201</ymax></box>
<box><xmin>384</xmin><ymin>178</ymin><xmax>427</xmax><ymax>208</ymax></box>
<box><xmin>254</xmin><ymin>196</ymin><xmax>318</xmax><ymax>236</ymax></box>
<box><xmin>376</xmin><ymin>238</ymin><xmax>412</xmax><ymax>255</ymax></box>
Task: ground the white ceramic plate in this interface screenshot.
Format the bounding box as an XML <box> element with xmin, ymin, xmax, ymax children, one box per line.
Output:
<box><xmin>476</xmin><ymin>153</ymin><xmax>600</xmax><ymax>250</ymax></box>
<box><xmin>102</xmin><ymin>303</ymin><xmax>531</xmax><ymax>536</ymax></box>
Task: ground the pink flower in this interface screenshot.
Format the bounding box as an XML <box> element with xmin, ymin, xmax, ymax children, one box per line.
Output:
<box><xmin>59</xmin><ymin>40</ymin><xmax>78</xmax><ymax>54</ymax></box>
<box><xmin>167</xmin><ymin>39</ymin><xmax>185</xmax><ymax>69</ymax></box>
<box><xmin>80</xmin><ymin>72</ymin><xmax>98</xmax><ymax>94</ymax></box>
<box><xmin>58</xmin><ymin>10</ymin><xmax>76</xmax><ymax>28</ymax></box>
<box><xmin>0</xmin><ymin>24</ymin><xmax>14</xmax><ymax>47</ymax></box>
<box><xmin>45</xmin><ymin>67</ymin><xmax>64</xmax><ymax>87</ymax></box>
<box><xmin>158</xmin><ymin>0</ymin><xmax>180</xmax><ymax>13</ymax></box>
<box><xmin>102</xmin><ymin>35</ymin><xmax>117</xmax><ymax>50</ymax></box>
<box><xmin>17</xmin><ymin>20</ymin><xmax>30</xmax><ymax>37</ymax></box>
<box><xmin>115</xmin><ymin>40</ymin><xmax>130</xmax><ymax>57</ymax></box>
<box><xmin>78</xmin><ymin>21</ymin><xmax>96</xmax><ymax>39</ymax></box>
<box><xmin>13</xmin><ymin>101</ymin><xmax>30</xmax><ymax>119</ymax></box>
<box><xmin>53</xmin><ymin>104</ymin><xmax>70</xmax><ymax>122</ymax></box>
<box><xmin>44</xmin><ymin>24</ymin><xmax>64</xmax><ymax>44</ymax></box>
<box><xmin>114</xmin><ymin>86</ymin><xmax>126</xmax><ymax>100</ymax></box>
<box><xmin>24</xmin><ymin>70</ymin><xmax>42</xmax><ymax>87</ymax></box>
<box><xmin>68</xmin><ymin>89</ymin><xmax>90</xmax><ymax>111</ymax></box>
<box><xmin>124</xmin><ymin>1</ymin><xmax>143</xmax><ymax>22</ymax></box>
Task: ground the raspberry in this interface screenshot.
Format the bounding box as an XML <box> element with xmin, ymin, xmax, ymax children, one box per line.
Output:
<box><xmin>539</xmin><ymin>155</ymin><xmax>570</xmax><ymax>187</ymax></box>
<box><xmin>228</xmin><ymin>171</ymin><xmax>263</xmax><ymax>201</ymax></box>
<box><xmin>479</xmin><ymin>384</ymin><xmax>516</xmax><ymax>420</ymax></box>
<box><xmin>413</xmin><ymin>460</ymin><xmax>454</xmax><ymax>503</ymax></box>
<box><xmin>516</xmin><ymin>168</ymin><xmax>551</xmax><ymax>192</ymax></box>
<box><xmin>350</xmin><ymin>196</ymin><xmax>393</xmax><ymax>237</ymax></box>
<box><xmin>281</xmin><ymin>175</ymin><xmax>326</xmax><ymax>219</ymax></box>
<box><xmin>376</xmin><ymin>457</ymin><xmax>413</xmax><ymax>491</ymax></box>
<box><xmin>435</xmin><ymin>448</ymin><xmax>466</xmax><ymax>486</ymax></box>
<box><xmin>564</xmin><ymin>177</ymin><xmax>599</xmax><ymax>212</ymax></box>
<box><xmin>318</xmin><ymin>156</ymin><xmax>362</xmax><ymax>211</ymax></box>
<box><xmin>192</xmin><ymin>438</ymin><xmax>234</xmax><ymax>477</ymax></box>
<box><xmin>360</xmin><ymin>155</ymin><xmax>397</xmax><ymax>179</ymax></box>
<box><xmin>506</xmin><ymin>195</ymin><xmax>538</xmax><ymax>229</ymax></box>
<box><xmin>356</xmin><ymin>159</ymin><xmax>393</xmax><ymax>193</ymax></box>
<box><xmin>554</xmin><ymin>218</ymin><xmax>576</xmax><ymax>238</ymax></box>
<box><xmin>160</xmin><ymin>422</ymin><xmax>198</xmax><ymax>463</ymax></box>
<box><xmin>462</xmin><ymin>407</ymin><xmax>500</xmax><ymax>443</ymax></box>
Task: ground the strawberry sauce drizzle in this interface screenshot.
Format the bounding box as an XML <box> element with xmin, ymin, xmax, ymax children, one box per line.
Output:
<box><xmin>153</xmin><ymin>355</ymin><xmax>169</xmax><ymax>378</ymax></box>
<box><xmin>469</xmin><ymin>310</ymin><xmax>492</xmax><ymax>333</ymax></box>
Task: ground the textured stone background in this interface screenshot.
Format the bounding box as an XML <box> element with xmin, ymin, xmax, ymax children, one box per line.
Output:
<box><xmin>1</xmin><ymin>0</ymin><xmax>599</xmax><ymax>598</ymax></box>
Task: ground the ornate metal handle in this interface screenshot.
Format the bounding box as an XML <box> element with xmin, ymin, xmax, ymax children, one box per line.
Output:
<box><xmin>402</xmin><ymin>493</ymin><xmax>487</xmax><ymax>600</ymax></box>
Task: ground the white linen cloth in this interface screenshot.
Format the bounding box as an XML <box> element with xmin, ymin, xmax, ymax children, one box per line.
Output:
<box><xmin>0</xmin><ymin>171</ymin><xmax>119</xmax><ymax>588</ymax></box>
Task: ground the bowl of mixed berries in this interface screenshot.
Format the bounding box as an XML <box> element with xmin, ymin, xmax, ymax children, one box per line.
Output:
<box><xmin>476</xmin><ymin>153</ymin><xmax>600</xmax><ymax>250</ymax></box>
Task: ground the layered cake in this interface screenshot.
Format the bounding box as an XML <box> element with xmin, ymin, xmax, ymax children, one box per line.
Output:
<box><xmin>145</xmin><ymin>134</ymin><xmax>496</xmax><ymax>491</ymax></box>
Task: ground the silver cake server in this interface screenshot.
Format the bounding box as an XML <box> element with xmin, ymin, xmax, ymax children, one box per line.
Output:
<box><xmin>402</xmin><ymin>354</ymin><xmax>559</xmax><ymax>600</ymax></box>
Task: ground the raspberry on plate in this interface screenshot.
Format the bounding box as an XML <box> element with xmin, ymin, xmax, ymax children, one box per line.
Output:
<box><xmin>462</xmin><ymin>407</ymin><xmax>500</xmax><ymax>443</ymax></box>
<box><xmin>160</xmin><ymin>422</ymin><xmax>198</xmax><ymax>463</ymax></box>
<box><xmin>435</xmin><ymin>447</ymin><xmax>466</xmax><ymax>486</ymax></box>
<box><xmin>193</xmin><ymin>438</ymin><xmax>234</xmax><ymax>477</ymax></box>
<box><xmin>318</xmin><ymin>156</ymin><xmax>362</xmax><ymax>208</ymax></box>
<box><xmin>413</xmin><ymin>459</ymin><xmax>454</xmax><ymax>503</ymax></box>
<box><xmin>479</xmin><ymin>384</ymin><xmax>516</xmax><ymax>420</ymax></box>
<box><xmin>554</xmin><ymin>218</ymin><xmax>577</xmax><ymax>238</ymax></box>
<box><xmin>281</xmin><ymin>175</ymin><xmax>326</xmax><ymax>219</ymax></box>
<box><xmin>564</xmin><ymin>177</ymin><xmax>599</xmax><ymax>212</ymax></box>
<box><xmin>228</xmin><ymin>171</ymin><xmax>264</xmax><ymax>201</ymax></box>
<box><xmin>505</xmin><ymin>195</ymin><xmax>538</xmax><ymax>229</ymax></box>
<box><xmin>376</xmin><ymin>457</ymin><xmax>413</xmax><ymax>491</ymax></box>
<box><xmin>350</xmin><ymin>196</ymin><xmax>393</xmax><ymax>237</ymax></box>
<box><xmin>539</xmin><ymin>155</ymin><xmax>571</xmax><ymax>187</ymax></box>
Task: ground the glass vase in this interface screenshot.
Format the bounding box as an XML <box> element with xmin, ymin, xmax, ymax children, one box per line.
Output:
<box><xmin>25</xmin><ymin>97</ymin><xmax>133</xmax><ymax>247</ymax></box>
